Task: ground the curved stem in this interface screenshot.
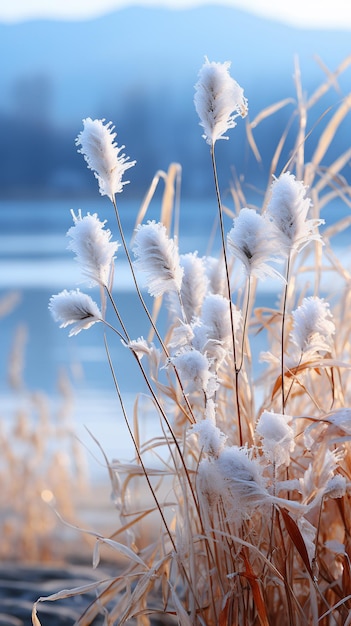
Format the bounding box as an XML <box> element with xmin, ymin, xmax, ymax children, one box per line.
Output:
<box><xmin>210</xmin><ymin>143</ymin><xmax>243</xmax><ymax>445</ymax></box>
<box><xmin>281</xmin><ymin>254</ymin><xmax>291</xmax><ymax>414</ymax></box>
<box><xmin>103</xmin><ymin>333</ymin><xmax>176</xmax><ymax>551</ymax></box>
<box><xmin>105</xmin><ymin>286</ymin><xmax>130</xmax><ymax>341</ymax></box>
<box><xmin>237</xmin><ymin>274</ymin><xmax>251</xmax><ymax>373</ymax></box>
<box><xmin>110</xmin><ymin>195</ymin><xmax>196</xmax><ymax>424</ymax></box>
<box><xmin>102</xmin><ymin>293</ymin><xmax>202</xmax><ymax>521</ymax></box>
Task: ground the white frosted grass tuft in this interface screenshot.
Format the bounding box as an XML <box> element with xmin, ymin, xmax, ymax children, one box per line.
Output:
<box><xmin>215</xmin><ymin>445</ymin><xmax>269</xmax><ymax>520</ymax></box>
<box><xmin>256</xmin><ymin>410</ymin><xmax>295</xmax><ymax>468</ymax></box>
<box><xmin>227</xmin><ymin>207</ymin><xmax>284</xmax><ymax>280</ymax></box>
<box><xmin>124</xmin><ymin>337</ymin><xmax>150</xmax><ymax>360</ymax></box>
<box><xmin>168</xmin><ymin>252</ymin><xmax>208</xmax><ymax>323</ymax></box>
<box><xmin>299</xmin><ymin>448</ymin><xmax>344</xmax><ymax>506</ymax></box>
<box><xmin>192</xmin><ymin>419</ymin><xmax>227</xmax><ymax>457</ymax></box>
<box><xmin>132</xmin><ymin>221</ymin><xmax>183</xmax><ymax>298</ymax></box>
<box><xmin>324</xmin><ymin>474</ymin><xmax>347</xmax><ymax>500</ymax></box>
<box><xmin>194</xmin><ymin>57</ymin><xmax>248</xmax><ymax>145</ymax></box>
<box><xmin>200</xmin><ymin>293</ymin><xmax>241</xmax><ymax>365</ymax></box>
<box><xmin>67</xmin><ymin>210</ymin><xmax>119</xmax><ymax>287</ymax></box>
<box><xmin>203</xmin><ymin>256</ymin><xmax>227</xmax><ymax>296</ymax></box>
<box><xmin>75</xmin><ymin>118</ymin><xmax>136</xmax><ymax>201</ymax></box>
<box><xmin>266</xmin><ymin>172</ymin><xmax>324</xmax><ymax>253</ymax></box>
<box><xmin>290</xmin><ymin>296</ymin><xmax>335</xmax><ymax>356</ymax></box>
<box><xmin>217</xmin><ymin>444</ymin><xmax>306</xmax><ymax>519</ymax></box>
<box><xmin>170</xmin><ymin>348</ymin><xmax>213</xmax><ymax>395</ymax></box>
<box><xmin>48</xmin><ymin>289</ymin><xmax>102</xmax><ymax>336</ymax></box>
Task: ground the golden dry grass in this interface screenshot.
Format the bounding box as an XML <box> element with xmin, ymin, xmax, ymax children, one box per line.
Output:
<box><xmin>33</xmin><ymin>57</ymin><xmax>351</xmax><ymax>625</ymax></box>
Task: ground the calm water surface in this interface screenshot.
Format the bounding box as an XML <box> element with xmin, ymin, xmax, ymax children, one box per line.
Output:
<box><xmin>0</xmin><ymin>196</ymin><xmax>350</xmax><ymax>463</ymax></box>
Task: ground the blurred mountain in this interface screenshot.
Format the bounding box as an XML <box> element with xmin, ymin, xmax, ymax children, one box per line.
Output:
<box><xmin>0</xmin><ymin>5</ymin><xmax>350</xmax><ymax>198</ymax></box>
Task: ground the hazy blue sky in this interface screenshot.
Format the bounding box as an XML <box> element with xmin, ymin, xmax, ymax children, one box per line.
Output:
<box><xmin>1</xmin><ymin>0</ymin><xmax>351</xmax><ymax>29</ymax></box>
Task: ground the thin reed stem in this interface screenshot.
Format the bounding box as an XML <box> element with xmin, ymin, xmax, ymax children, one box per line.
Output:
<box><xmin>281</xmin><ymin>254</ymin><xmax>291</xmax><ymax>414</ymax></box>
<box><xmin>102</xmin><ymin>290</ymin><xmax>205</xmax><ymax>526</ymax></box>
<box><xmin>237</xmin><ymin>274</ymin><xmax>251</xmax><ymax>373</ymax></box>
<box><xmin>105</xmin><ymin>286</ymin><xmax>130</xmax><ymax>340</ymax></box>
<box><xmin>111</xmin><ymin>194</ymin><xmax>196</xmax><ymax>424</ymax></box>
<box><xmin>210</xmin><ymin>143</ymin><xmax>243</xmax><ymax>446</ymax></box>
<box><xmin>104</xmin><ymin>334</ymin><xmax>205</xmax><ymax>618</ymax></box>
<box><xmin>103</xmin><ymin>333</ymin><xmax>176</xmax><ymax>551</ymax></box>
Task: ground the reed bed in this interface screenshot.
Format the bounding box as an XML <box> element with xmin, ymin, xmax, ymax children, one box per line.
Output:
<box><xmin>0</xmin><ymin>292</ymin><xmax>89</xmax><ymax>563</ymax></box>
<box><xmin>34</xmin><ymin>56</ymin><xmax>351</xmax><ymax>625</ymax></box>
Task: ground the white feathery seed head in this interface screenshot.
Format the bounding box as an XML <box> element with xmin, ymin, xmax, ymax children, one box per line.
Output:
<box><xmin>167</xmin><ymin>320</ymin><xmax>195</xmax><ymax>350</ymax></box>
<box><xmin>125</xmin><ymin>337</ymin><xmax>150</xmax><ymax>360</ymax></box>
<box><xmin>200</xmin><ymin>293</ymin><xmax>241</xmax><ymax>365</ymax></box>
<box><xmin>75</xmin><ymin>118</ymin><xmax>136</xmax><ymax>201</ymax></box>
<box><xmin>194</xmin><ymin>57</ymin><xmax>248</xmax><ymax>145</ymax></box>
<box><xmin>227</xmin><ymin>207</ymin><xmax>284</xmax><ymax>280</ymax></box>
<box><xmin>266</xmin><ymin>172</ymin><xmax>324</xmax><ymax>253</ymax></box>
<box><xmin>171</xmin><ymin>348</ymin><xmax>213</xmax><ymax>395</ymax></box>
<box><xmin>67</xmin><ymin>210</ymin><xmax>119</xmax><ymax>287</ymax></box>
<box><xmin>324</xmin><ymin>474</ymin><xmax>347</xmax><ymax>500</ymax></box>
<box><xmin>256</xmin><ymin>410</ymin><xmax>295</xmax><ymax>468</ymax></box>
<box><xmin>215</xmin><ymin>445</ymin><xmax>269</xmax><ymax>520</ymax></box>
<box><xmin>133</xmin><ymin>221</ymin><xmax>183</xmax><ymax>298</ymax></box>
<box><xmin>203</xmin><ymin>256</ymin><xmax>227</xmax><ymax>296</ymax></box>
<box><xmin>290</xmin><ymin>296</ymin><xmax>335</xmax><ymax>356</ymax></box>
<box><xmin>192</xmin><ymin>418</ymin><xmax>227</xmax><ymax>457</ymax></box>
<box><xmin>49</xmin><ymin>289</ymin><xmax>102</xmax><ymax>336</ymax></box>
<box><xmin>197</xmin><ymin>457</ymin><xmax>223</xmax><ymax>511</ymax></box>
<box><xmin>178</xmin><ymin>252</ymin><xmax>208</xmax><ymax>322</ymax></box>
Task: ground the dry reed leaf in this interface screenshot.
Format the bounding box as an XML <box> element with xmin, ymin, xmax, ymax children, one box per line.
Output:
<box><xmin>246</xmin><ymin>117</ymin><xmax>262</xmax><ymax>163</ymax></box>
<box><xmin>0</xmin><ymin>291</ymin><xmax>20</xmax><ymax>318</ymax></box>
<box><xmin>218</xmin><ymin>596</ymin><xmax>230</xmax><ymax>626</ymax></box>
<box><xmin>249</xmin><ymin>98</ymin><xmax>295</xmax><ymax>129</ymax></box>
<box><xmin>314</xmin><ymin>147</ymin><xmax>351</xmax><ymax>195</ymax></box>
<box><xmin>268</xmin><ymin>113</ymin><xmax>296</xmax><ymax>180</ymax></box>
<box><xmin>169</xmin><ymin>581</ymin><xmax>194</xmax><ymax>626</ymax></box>
<box><xmin>147</xmin><ymin>295</ymin><xmax>164</xmax><ymax>343</ymax></box>
<box><xmin>323</xmin><ymin>215</ymin><xmax>351</xmax><ymax>241</ymax></box>
<box><xmin>242</xmin><ymin>551</ymin><xmax>270</xmax><ymax>626</ymax></box>
<box><xmin>134</xmin><ymin>169</ymin><xmax>168</xmax><ymax>228</ymax></box>
<box><xmin>318</xmin><ymin>594</ymin><xmax>351</xmax><ymax>622</ymax></box>
<box><xmin>311</xmin><ymin>93</ymin><xmax>351</xmax><ymax>169</ymax></box>
<box><xmin>134</xmin><ymin>163</ymin><xmax>181</xmax><ymax>234</ymax></box>
<box><xmin>279</xmin><ymin>508</ymin><xmax>314</xmax><ymax>580</ymax></box>
<box><xmin>270</xmin><ymin>358</ymin><xmax>351</xmax><ymax>400</ymax></box>
<box><xmin>32</xmin><ymin>578</ymin><xmax>112</xmax><ymax>626</ymax></box>
<box><xmin>160</xmin><ymin>162</ymin><xmax>182</xmax><ymax>236</ymax></box>
<box><xmin>342</xmin><ymin>536</ymin><xmax>351</xmax><ymax>609</ymax></box>
<box><xmin>307</xmin><ymin>54</ymin><xmax>351</xmax><ymax>110</ymax></box>
<box><xmin>118</xmin><ymin>572</ymin><xmax>156</xmax><ymax>624</ymax></box>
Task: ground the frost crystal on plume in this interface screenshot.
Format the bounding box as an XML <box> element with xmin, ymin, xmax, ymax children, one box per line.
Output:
<box><xmin>49</xmin><ymin>289</ymin><xmax>102</xmax><ymax>336</ymax></box>
<box><xmin>76</xmin><ymin>118</ymin><xmax>136</xmax><ymax>201</ymax></box>
<box><xmin>194</xmin><ymin>57</ymin><xmax>248</xmax><ymax>145</ymax></box>
<box><xmin>67</xmin><ymin>210</ymin><xmax>119</xmax><ymax>287</ymax></box>
<box><xmin>266</xmin><ymin>172</ymin><xmax>324</xmax><ymax>253</ymax></box>
<box><xmin>133</xmin><ymin>221</ymin><xmax>183</xmax><ymax>298</ymax></box>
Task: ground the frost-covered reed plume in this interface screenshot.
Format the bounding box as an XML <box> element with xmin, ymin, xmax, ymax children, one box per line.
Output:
<box><xmin>36</xmin><ymin>55</ymin><xmax>351</xmax><ymax>626</ymax></box>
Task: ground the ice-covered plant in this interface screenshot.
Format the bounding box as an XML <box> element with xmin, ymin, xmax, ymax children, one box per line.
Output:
<box><xmin>266</xmin><ymin>171</ymin><xmax>324</xmax><ymax>255</ymax></box>
<box><xmin>75</xmin><ymin>117</ymin><xmax>135</xmax><ymax>200</ymax></box>
<box><xmin>36</xmin><ymin>56</ymin><xmax>351</xmax><ymax>626</ymax></box>
<box><xmin>194</xmin><ymin>56</ymin><xmax>248</xmax><ymax>146</ymax></box>
<box><xmin>256</xmin><ymin>410</ymin><xmax>295</xmax><ymax>468</ymax></box>
<box><xmin>290</xmin><ymin>296</ymin><xmax>335</xmax><ymax>358</ymax></box>
<box><xmin>227</xmin><ymin>207</ymin><xmax>283</xmax><ymax>280</ymax></box>
<box><xmin>48</xmin><ymin>289</ymin><xmax>102</xmax><ymax>336</ymax></box>
<box><xmin>67</xmin><ymin>210</ymin><xmax>119</xmax><ymax>288</ymax></box>
<box><xmin>132</xmin><ymin>220</ymin><xmax>183</xmax><ymax>299</ymax></box>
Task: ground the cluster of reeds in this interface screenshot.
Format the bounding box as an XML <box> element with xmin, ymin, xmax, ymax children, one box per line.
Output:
<box><xmin>0</xmin><ymin>292</ymin><xmax>89</xmax><ymax>562</ymax></box>
<box><xmin>34</xmin><ymin>56</ymin><xmax>351</xmax><ymax>624</ymax></box>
